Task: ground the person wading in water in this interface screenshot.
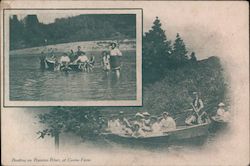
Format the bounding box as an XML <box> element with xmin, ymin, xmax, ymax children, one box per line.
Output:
<box><xmin>109</xmin><ymin>42</ymin><xmax>122</xmax><ymax>78</ymax></box>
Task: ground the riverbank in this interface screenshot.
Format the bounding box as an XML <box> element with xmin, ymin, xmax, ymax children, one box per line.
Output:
<box><xmin>10</xmin><ymin>39</ymin><xmax>136</xmax><ymax>56</ymax></box>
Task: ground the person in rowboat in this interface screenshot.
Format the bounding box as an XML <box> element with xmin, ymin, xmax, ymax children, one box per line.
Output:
<box><xmin>114</xmin><ymin>111</ymin><xmax>133</xmax><ymax>135</ymax></box>
<box><xmin>142</xmin><ymin>112</ymin><xmax>151</xmax><ymax>132</ymax></box>
<box><xmin>149</xmin><ymin>116</ymin><xmax>162</xmax><ymax>135</ymax></box>
<box><xmin>132</xmin><ymin>123</ymin><xmax>145</xmax><ymax>137</ymax></box>
<box><xmin>109</xmin><ymin>42</ymin><xmax>122</xmax><ymax>78</ymax></box>
<box><xmin>73</xmin><ymin>52</ymin><xmax>89</xmax><ymax>72</ymax></box>
<box><xmin>69</xmin><ymin>49</ymin><xmax>75</xmax><ymax>62</ymax></box>
<box><xmin>185</xmin><ymin>92</ymin><xmax>206</xmax><ymax>125</ymax></box>
<box><xmin>159</xmin><ymin>112</ymin><xmax>176</xmax><ymax>132</ymax></box>
<box><xmin>107</xmin><ymin>115</ymin><xmax>119</xmax><ymax>133</ymax></box>
<box><xmin>133</xmin><ymin>112</ymin><xmax>145</xmax><ymax>128</ymax></box>
<box><xmin>59</xmin><ymin>53</ymin><xmax>71</xmax><ymax>71</ymax></box>
<box><xmin>214</xmin><ymin>102</ymin><xmax>230</xmax><ymax>122</ymax></box>
<box><xmin>76</xmin><ymin>46</ymin><xmax>86</xmax><ymax>59</ymax></box>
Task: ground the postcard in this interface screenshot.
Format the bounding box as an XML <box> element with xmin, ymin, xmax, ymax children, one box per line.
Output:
<box><xmin>1</xmin><ymin>1</ymin><xmax>249</xmax><ymax>166</ymax></box>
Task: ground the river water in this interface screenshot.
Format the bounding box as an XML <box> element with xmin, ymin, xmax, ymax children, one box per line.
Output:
<box><xmin>9</xmin><ymin>50</ymin><xmax>136</xmax><ymax>101</ymax></box>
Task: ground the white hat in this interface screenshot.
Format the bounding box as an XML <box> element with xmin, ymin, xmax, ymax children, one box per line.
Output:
<box><xmin>135</xmin><ymin>113</ymin><xmax>144</xmax><ymax>118</ymax></box>
<box><xmin>142</xmin><ymin>112</ymin><xmax>150</xmax><ymax>116</ymax></box>
<box><xmin>162</xmin><ymin>111</ymin><xmax>169</xmax><ymax>116</ymax></box>
<box><xmin>218</xmin><ymin>102</ymin><xmax>225</xmax><ymax>107</ymax></box>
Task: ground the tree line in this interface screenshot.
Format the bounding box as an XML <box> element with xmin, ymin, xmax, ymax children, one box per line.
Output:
<box><xmin>143</xmin><ymin>17</ymin><xmax>198</xmax><ymax>83</ymax></box>
<box><xmin>10</xmin><ymin>14</ymin><xmax>136</xmax><ymax>50</ymax></box>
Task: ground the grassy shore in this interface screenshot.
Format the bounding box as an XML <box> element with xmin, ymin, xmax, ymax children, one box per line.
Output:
<box><xmin>10</xmin><ymin>39</ymin><xmax>136</xmax><ymax>56</ymax></box>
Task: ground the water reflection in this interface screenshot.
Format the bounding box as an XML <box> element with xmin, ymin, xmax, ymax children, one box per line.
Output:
<box><xmin>10</xmin><ymin>51</ymin><xmax>136</xmax><ymax>101</ymax></box>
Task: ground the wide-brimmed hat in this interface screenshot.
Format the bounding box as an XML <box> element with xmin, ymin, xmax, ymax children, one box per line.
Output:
<box><xmin>142</xmin><ymin>112</ymin><xmax>150</xmax><ymax>116</ymax></box>
<box><xmin>135</xmin><ymin>113</ymin><xmax>144</xmax><ymax>118</ymax></box>
<box><xmin>218</xmin><ymin>102</ymin><xmax>225</xmax><ymax>107</ymax></box>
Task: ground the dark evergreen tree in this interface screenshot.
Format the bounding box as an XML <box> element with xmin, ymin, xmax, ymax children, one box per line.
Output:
<box><xmin>171</xmin><ymin>33</ymin><xmax>188</xmax><ymax>67</ymax></box>
<box><xmin>143</xmin><ymin>16</ymin><xmax>172</xmax><ymax>83</ymax></box>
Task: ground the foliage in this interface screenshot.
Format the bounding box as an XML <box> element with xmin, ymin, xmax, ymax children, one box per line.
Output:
<box><xmin>10</xmin><ymin>14</ymin><xmax>136</xmax><ymax>50</ymax></box>
<box><xmin>143</xmin><ymin>17</ymin><xmax>172</xmax><ymax>83</ymax></box>
<box><xmin>37</xmin><ymin>107</ymin><xmax>104</xmax><ymax>141</ymax></box>
<box><xmin>142</xmin><ymin>56</ymin><xmax>228</xmax><ymax>116</ymax></box>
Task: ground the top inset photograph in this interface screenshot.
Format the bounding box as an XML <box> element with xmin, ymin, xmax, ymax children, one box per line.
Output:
<box><xmin>3</xmin><ymin>9</ymin><xmax>142</xmax><ymax>106</ymax></box>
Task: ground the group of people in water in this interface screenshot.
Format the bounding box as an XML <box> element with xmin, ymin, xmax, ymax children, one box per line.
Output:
<box><xmin>106</xmin><ymin>91</ymin><xmax>230</xmax><ymax>137</ymax></box>
<box><xmin>40</xmin><ymin>42</ymin><xmax>123</xmax><ymax>77</ymax></box>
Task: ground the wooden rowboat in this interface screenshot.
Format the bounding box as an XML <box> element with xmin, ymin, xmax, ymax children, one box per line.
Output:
<box><xmin>209</xmin><ymin>116</ymin><xmax>228</xmax><ymax>132</ymax></box>
<box><xmin>102</xmin><ymin>122</ymin><xmax>210</xmax><ymax>146</ymax></box>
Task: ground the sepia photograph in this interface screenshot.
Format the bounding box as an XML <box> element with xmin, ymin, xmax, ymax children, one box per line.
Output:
<box><xmin>1</xmin><ymin>1</ymin><xmax>249</xmax><ymax>166</ymax></box>
<box><xmin>3</xmin><ymin>9</ymin><xmax>142</xmax><ymax>106</ymax></box>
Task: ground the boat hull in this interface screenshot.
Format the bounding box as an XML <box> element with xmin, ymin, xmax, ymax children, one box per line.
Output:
<box><xmin>102</xmin><ymin>123</ymin><xmax>210</xmax><ymax>146</ymax></box>
<box><xmin>209</xmin><ymin>117</ymin><xmax>228</xmax><ymax>132</ymax></box>
<box><xmin>45</xmin><ymin>59</ymin><xmax>84</xmax><ymax>71</ymax></box>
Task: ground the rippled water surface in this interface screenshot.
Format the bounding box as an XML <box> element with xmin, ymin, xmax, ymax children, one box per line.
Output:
<box><xmin>10</xmin><ymin>51</ymin><xmax>136</xmax><ymax>101</ymax></box>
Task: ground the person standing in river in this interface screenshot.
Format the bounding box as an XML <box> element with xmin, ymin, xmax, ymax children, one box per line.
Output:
<box><xmin>101</xmin><ymin>51</ymin><xmax>111</xmax><ymax>76</ymax></box>
<box><xmin>39</xmin><ymin>51</ymin><xmax>46</xmax><ymax>70</ymax></box>
<box><xmin>109</xmin><ymin>42</ymin><xmax>122</xmax><ymax>78</ymax></box>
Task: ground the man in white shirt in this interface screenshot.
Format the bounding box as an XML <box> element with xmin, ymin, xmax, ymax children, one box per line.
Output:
<box><xmin>160</xmin><ymin>112</ymin><xmax>176</xmax><ymax>132</ymax></box>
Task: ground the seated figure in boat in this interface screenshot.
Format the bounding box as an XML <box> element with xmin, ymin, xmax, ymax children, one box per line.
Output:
<box><xmin>59</xmin><ymin>53</ymin><xmax>71</xmax><ymax>71</ymax></box>
<box><xmin>69</xmin><ymin>49</ymin><xmax>76</xmax><ymax>62</ymax></box>
<box><xmin>73</xmin><ymin>52</ymin><xmax>89</xmax><ymax>71</ymax></box>
<box><xmin>185</xmin><ymin>92</ymin><xmax>206</xmax><ymax>125</ymax></box>
<box><xmin>107</xmin><ymin>115</ymin><xmax>120</xmax><ymax>133</ymax></box>
<box><xmin>76</xmin><ymin>46</ymin><xmax>86</xmax><ymax>59</ymax></box>
<box><xmin>214</xmin><ymin>102</ymin><xmax>230</xmax><ymax>122</ymax></box>
<box><xmin>112</xmin><ymin>111</ymin><xmax>133</xmax><ymax>135</ymax></box>
<box><xmin>149</xmin><ymin>116</ymin><xmax>162</xmax><ymax>135</ymax></box>
<box><xmin>132</xmin><ymin>123</ymin><xmax>145</xmax><ymax>137</ymax></box>
<box><xmin>141</xmin><ymin>112</ymin><xmax>151</xmax><ymax>132</ymax></box>
<box><xmin>133</xmin><ymin>112</ymin><xmax>145</xmax><ymax>128</ymax></box>
<box><xmin>159</xmin><ymin>112</ymin><xmax>176</xmax><ymax>132</ymax></box>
